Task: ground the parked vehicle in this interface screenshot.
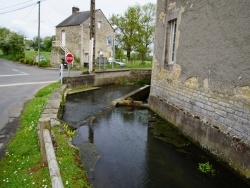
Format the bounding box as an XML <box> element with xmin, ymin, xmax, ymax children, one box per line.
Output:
<box><xmin>115</xmin><ymin>60</ymin><xmax>126</xmax><ymax>66</ymax></box>
<box><xmin>39</xmin><ymin>56</ymin><xmax>47</xmax><ymax>61</ymax></box>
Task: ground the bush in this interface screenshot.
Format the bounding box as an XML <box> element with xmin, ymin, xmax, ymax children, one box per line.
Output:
<box><xmin>19</xmin><ymin>58</ymin><xmax>25</xmax><ymax>63</ymax></box>
<box><xmin>75</xmin><ymin>57</ymin><xmax>80</xmax><ymax>63</ymax></box>
<box><xmin>38</xmin><ymin>60</ymin><xmax>50</xmax><ymax>67</ymax></box>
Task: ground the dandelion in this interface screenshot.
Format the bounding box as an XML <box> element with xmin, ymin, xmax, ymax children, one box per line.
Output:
<box><xmin>32</xmin><ymin>182</ymin><xmax>35</xmax><ymax>184</ymax></box>
<box><xmin>66</xmin><ymin>181</ymin><xmax>69</xmax><ymax>185</ymax></box>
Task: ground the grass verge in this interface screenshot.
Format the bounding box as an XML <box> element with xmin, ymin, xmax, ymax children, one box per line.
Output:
<box><xmin>0</xmin><ymin>82</ymin><xmax>91</xmax><ymax>188</ymax></box>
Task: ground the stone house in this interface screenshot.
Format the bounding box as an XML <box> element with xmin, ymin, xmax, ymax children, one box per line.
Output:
<box><xmin>51</xmin><ymin>7</ymin><xmax>115</xmax><ymax>67</ymax></box>
<box><xmin>149</xmin><ymin>0</ymin><xmax>250</xmax><ymax>179</ymax></box>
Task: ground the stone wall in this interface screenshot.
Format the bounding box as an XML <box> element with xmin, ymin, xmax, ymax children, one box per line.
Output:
<box><xmin>63</xmin><ymin>75</ymin><xmax>95</xmax><ymax>88</ymax></box>
<box><xmin>150</xmin><ymin>0</ymin><xmax>250</xmax><ymax>179</ymax></box>
<box><xmin>63</xmin><ymin>69</ymin><xmax>151</xmax><ymax>88</ymax></box>
<box><xmin>94</xmin><ymin>69</ymin><xmax>131</xmax><ymax>86</ymax></box>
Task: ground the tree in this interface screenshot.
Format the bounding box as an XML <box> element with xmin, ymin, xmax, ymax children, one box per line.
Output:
<box><xmin>110</xmin><ymin>5</ymin><xmax>141</xmax><ymax>61</ymax></box>
<box><xmin>135</xmin><ymin>3</ymin><xmax>156</xmax><ymax>64</ymax></box>
<box><xmin>43</xmin><ymin>35</ymin><xmax>55</xmax><ymax>52</ymax></box>
<box><xmin>110</xmin><ymin>3</ymin><xmax>156</xmax><ymax>63</ymax></box>
<box><xmin>0</xmin><ymin>27</ymin><xmax>25</xmax><ymax>59</ymax></box>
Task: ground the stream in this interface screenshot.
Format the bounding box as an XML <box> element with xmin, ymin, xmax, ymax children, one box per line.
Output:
<box><xmin>62</xmin><ymin>84</ymin><xmax>250</xmax><ymax>188</ymax></box>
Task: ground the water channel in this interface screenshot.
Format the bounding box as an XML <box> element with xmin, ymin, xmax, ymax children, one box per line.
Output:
<box><xmin>62</xmin><ymin>84</ymin><xmax>250</xmax><ymax>188</ymax></box>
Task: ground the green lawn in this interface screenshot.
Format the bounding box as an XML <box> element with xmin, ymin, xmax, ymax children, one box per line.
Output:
<box><xmin>0</xmin><ymin>82</ymin><xmax>91</xmax><ymax>188</ymax></box>
<box><xmin>25</xmin><ymin>50</ymin><xmax>51</xmax><ymax>60</ymax></box>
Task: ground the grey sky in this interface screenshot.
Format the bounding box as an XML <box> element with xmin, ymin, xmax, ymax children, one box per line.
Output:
<box><xmin>0</xmin><ymin>0</ymin><xmax>156</xmax><ymax>39</ymax></box>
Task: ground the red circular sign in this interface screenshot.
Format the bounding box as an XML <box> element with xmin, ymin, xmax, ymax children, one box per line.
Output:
<box><xmin>65</xmin><ymin>53</ymin><xmax>74</xmax><ymax>64</ymax></box>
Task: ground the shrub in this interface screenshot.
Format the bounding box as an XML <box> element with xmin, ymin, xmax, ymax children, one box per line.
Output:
<box><xmin>38</xmin><ymin>60</ymin><xmax>50</xmax><ymax>67</ymax></box>
<box><xmin>19</xmin><ymin>58</ymin><xmax>25</xmax><ymax>63</ymax></box>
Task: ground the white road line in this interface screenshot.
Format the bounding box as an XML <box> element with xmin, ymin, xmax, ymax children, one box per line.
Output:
<box><xmin>0</xmin><ymin>73</ymin><xmax>29</xmax><ymax>77</ymax></box>
<box><xmin>0</xmin><ymin>81</ymin><xmax>57</xmax><ymax>87</ymax></box>
<box><xmin>12</xmin><ymin>69</ymin><xmax>19</xmax><ymax>72</ymax></box>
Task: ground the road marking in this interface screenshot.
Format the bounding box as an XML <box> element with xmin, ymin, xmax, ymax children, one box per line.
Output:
<box><xmin>0</xmin><ymin>69</ymin><xmax>29</xmax><ymax>77</ymax></box>
<box><xmin>0</xmin><ymin>81</ymin><xmax>57</xmax><ymax>87</ymax></box>
<box><xmin>0</xmin><ymin>73</ymin><xmax>29</xmax><ymax>77</ymax></box>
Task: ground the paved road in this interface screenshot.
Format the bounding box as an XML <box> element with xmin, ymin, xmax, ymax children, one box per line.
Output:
<box><xmin>0</xmin><ymin>59</ymin><xmax>82</xmax><ymax>158</ymax></box>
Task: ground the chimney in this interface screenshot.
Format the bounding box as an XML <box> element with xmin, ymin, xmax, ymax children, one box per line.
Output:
<box><xmin>72</xmin><ymin>7</ymin><xmax>80</xmax><ymax>14</ymax></box>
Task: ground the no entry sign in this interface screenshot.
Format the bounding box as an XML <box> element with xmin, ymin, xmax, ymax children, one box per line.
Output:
<box><xmin>65</xmin><ymin>53</ymin><xmax>74</xmax><ymax>64</ymax></box>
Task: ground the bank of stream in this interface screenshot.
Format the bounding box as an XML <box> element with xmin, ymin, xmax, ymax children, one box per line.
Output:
<box><xmin>62</xmin><ymin>84</ymin><xmax>250</xmax><ymax>188</ymax></box>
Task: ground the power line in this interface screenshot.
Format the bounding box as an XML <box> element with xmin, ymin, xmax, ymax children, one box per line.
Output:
<box><xmin>0</xmin><ymin>3</ymin><xmax>36</xmax><ymax>15</ymax></box>
<box><xmin>0</xmin><ymin>0</ymin><xmax>47</xmax><ymax>15</ymax></box>
<box><xmin>0</xmin><ymin>0</ymin><xmax>36</xmax><ymax>11</ymax></box>
<box><xmin>9</xmin><ymin>4</ymin><xmax>37</xmax><ymax>30</ymax></box>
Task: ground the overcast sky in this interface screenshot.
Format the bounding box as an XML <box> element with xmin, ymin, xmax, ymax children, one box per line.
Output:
<box><xmin>0</xmin><ymin>0</ymin><xmax>156</xmax><ymax>40</ymax></box>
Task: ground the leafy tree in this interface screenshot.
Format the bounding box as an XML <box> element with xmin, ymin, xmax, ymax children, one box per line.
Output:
<box><xmin>43</xmin><ymin>35</ymin><xmax>55</xmax><ymax>52</ymax></box>
<box><xmin>110</xmin><ymin>5</ymin><xmax>140</xmax><ymax>61</ymax></box>
<box><xmin>32</xmin><ymin>35</ymin><xmax>55</xmax><ymax>52</ymax></box>
<box><xmin>110</xmin><ymin>3</ymin><xmax>156</xmax><ymax>63</ymax></box>
<box><xmin>25</xmin><ymin>39</ymin><xmax>34</xmax><ymax>49</ymax></box>
<box><xmin>135</xmin><ymin>3</ymin><xmax>156</xmax><ymax>64</ymax></box>
<box><xmin>0</xmin><ymin>27</ymin><xmax>25</xmax><ymax>59</ymax></box>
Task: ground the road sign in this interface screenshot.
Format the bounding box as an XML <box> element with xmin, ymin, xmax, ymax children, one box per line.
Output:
<box><xmin>65</xmin><ymin>53</ymin><xmax>74</xmax><ymax>64</ymax></box>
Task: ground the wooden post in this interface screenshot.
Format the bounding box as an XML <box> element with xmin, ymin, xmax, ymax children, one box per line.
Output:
<box><xmin>39</xmin><ymin>118</ymin><xmax>51</xmax><ymax>165</ymax></box>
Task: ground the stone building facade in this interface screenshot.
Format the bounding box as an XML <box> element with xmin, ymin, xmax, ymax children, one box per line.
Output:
<box><xmin>51</xmin><ymin>7</ymin><xmax>115</xmax><ymax>67</ymax></box>
<box><xmin>149</xmin><ymin>0</ymin><xmax>250</xmax><ymax>178</ymax></box>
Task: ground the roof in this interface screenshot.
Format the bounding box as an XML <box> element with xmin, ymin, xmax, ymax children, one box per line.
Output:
<box><xmin>56</xmin><ymin>10</ymin><xmax>92</xmax><ymax>27</ymax></box>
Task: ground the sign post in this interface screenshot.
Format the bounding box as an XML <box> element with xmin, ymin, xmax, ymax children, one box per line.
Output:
<box><xmin>65</xmin><ymin>53</ymin><xmax>74</xmax><ymax>77</ymax></box>
<box><xmin>60</xmin><ymin>64</ymin><xmax>63</xmax><ymax>84</ymax></box>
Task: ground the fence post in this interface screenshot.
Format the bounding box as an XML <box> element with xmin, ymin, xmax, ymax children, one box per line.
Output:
<box><xmin>39</xmin><ymin>118</ymin><xmax>51</xmax><ymax>165</ymax></box>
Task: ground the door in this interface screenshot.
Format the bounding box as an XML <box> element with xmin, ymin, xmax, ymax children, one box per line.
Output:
<box><xmin>61</xmin><ymin>30</ymin><xmax>66</xmax><ymax>47</ymax></box>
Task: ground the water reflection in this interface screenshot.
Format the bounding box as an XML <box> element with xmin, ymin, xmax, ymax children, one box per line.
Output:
<box><xmin>63</xmin><ymin>85</ymin><xmax>250</xmax><ymax>188</ymax></box>
<box><xmin>73</xmin><ymin>107</ymin><xmax>250</xmax><ymax>188</ymax></box>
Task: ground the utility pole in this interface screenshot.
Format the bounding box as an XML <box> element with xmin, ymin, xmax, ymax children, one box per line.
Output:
<box><xmin>37</xmin><ymin>1</ymin><xmax>41</xmax><ymax>63</ymax></box>
<box><xmin>90</xmin><ymin>0</ymin><xmax>95</xmax><ymax>72</ymax></box>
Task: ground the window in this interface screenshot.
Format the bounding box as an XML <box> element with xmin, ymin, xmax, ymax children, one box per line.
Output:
<box><xmin>168</xmin><ymin>19</ymin><xmax>177</xmax><ymax>65</ymax></box>
<box><xmin>106</xmin><ymin>35</ymin><xmax>112</xmax><ymax>46</ymax></box>
<box><xmin>98</xmin><ymin>21</ymin><xmax>102</xmax><ymax>29</ymax></box>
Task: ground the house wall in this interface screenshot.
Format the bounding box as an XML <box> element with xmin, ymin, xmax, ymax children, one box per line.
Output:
<box><xmin>53</xmin><ymin>10</ymin><xmax>114</xmax><ymax>67</ymax></box>
<box><xmin>150</xmin><ymin>0</ymin><xmax>250</xmax><ymax>178</ymax></box>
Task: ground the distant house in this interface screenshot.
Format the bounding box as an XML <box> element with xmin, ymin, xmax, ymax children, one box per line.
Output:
<box><xmin>51</xmin><ymin>7</ymin><xmax>115</xmax><ymax>67</ymax></box>
<box><xmin>149</xmin><ymin>0</ymin><xmax>250</xmax><ymax>178</ymax></box>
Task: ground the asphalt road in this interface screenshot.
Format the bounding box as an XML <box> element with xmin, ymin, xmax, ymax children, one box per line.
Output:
<box><xmin>0</xmin><ymin>59</ymin><xmax>82</xmax><ymax>158</ymax></box>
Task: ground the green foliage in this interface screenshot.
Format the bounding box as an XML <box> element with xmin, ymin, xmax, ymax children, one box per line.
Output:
<box><xmin>0</xmin><ymin>27</ymin><xmax>25</xmax><ymax>59</ymax></box>
<box><xmin>38</xmin><ymin>60</ymin><xmax>50</xmax><ymax>67</ymax></box>
<box><xmin>0</xmin><ymin>82</ymin><xmax>91</xmax><ymax>187</ymax></box>
<box><xmin>198</xmin><ymin>161</ymin><xmax>216</xmax><ymax>176</ymax></box>
<box><xmin>25</xmin><ymin>50</ymin><xmax>50</xmax><ymax>60</ymax></box>
<box><xmin>25</xmin><ymin>35</ymin><xmax>55</xmax><ymax>52</ymax></box>
<box><xmin>52</xmin><ymin>127</ymin><xmax>91</xmax><ymax>188</ymax></box>
<box><xmin>62</xmin><ymin>124</ymin><xmax>75</xmax><ymax>138</ymax></box>
<box><xmin>110</xmin><ymin>3</ymin><xmax>156</xmax><ymax>63</ymax></box>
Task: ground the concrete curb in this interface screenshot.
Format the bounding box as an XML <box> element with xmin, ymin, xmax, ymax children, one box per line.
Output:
<box><xmin>38</xmin><ymin>84</ymin><xmax>67</xmax><ymax>187</ymax></box>
<box><xmin>40</xmin><ymin>85</ymin><xmax>67</xmax><ymax>126</ymax></box>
